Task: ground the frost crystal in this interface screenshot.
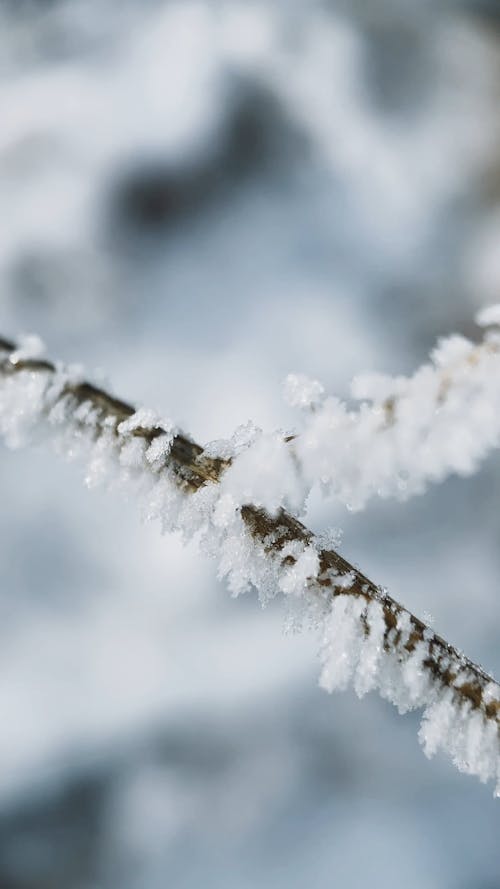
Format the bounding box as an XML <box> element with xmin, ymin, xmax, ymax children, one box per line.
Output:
<box><xmin>0</xmin><ymin>331</ymin><xmax>499</xmax><ymax>796</ymax></box>
<box><xmin>284</xmin><ymin>373</ymin><xmax>325</xmax><ymax>410</ymax></box>
<box><xmin>219</xmin><ymin>431</ymin><xmax>306</xmax><ymax>515</ymax></box>
<box><xmin>9</xmin><ymin>334</ymin><xmax>46</xmax><ymax>363</ymax></box>
<box><xmin>476</xmin><ymin>303</ymin><xmax>500</xmax><ymax>328</ymax></box>
<box><xmin>278</xmin><ymin>543</ymin><xmax>319</xmax><ymax>597</ymax></box>
<box><xmin>285</xmin><ymin>316</ymin><xmax>500</xmax><ymax>509</ymax></box>
<box><xmin>203</xmin><ymin>421</ymin><xmax>261</xmax><ymax>460</ymax></box>
<box><xmin>320</xmin><ymin>594</ymin><xmax>500</xmax><ymax>794</ymax></box>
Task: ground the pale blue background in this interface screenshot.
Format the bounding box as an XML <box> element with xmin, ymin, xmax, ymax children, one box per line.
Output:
<box><xmin>0</xmin><ymin>2</ymin><xmax>499</xmax><ymax>886</ymax></box>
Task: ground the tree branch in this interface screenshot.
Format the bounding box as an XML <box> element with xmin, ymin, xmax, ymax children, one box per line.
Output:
<box><xmin>0</xmin><ymin>336</ymin><xmax>498</xmax><ymax>793</ymax></box>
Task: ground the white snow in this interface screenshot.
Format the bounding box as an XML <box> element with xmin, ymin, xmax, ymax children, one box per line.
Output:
<box><xmin>283</xmin><ymin>373</ymin><xmax>325</xmax><ymax>410</ymax></box>
<box><xmin>0</xmin><ymin>330</ymin><xmax>499</xmax><ymax>795</ymax></box>
<box><xmin>476</xmin><ymin>303</ymin><xmax>500</xmax><ymax>328</ymax></box>
<box><xmin>320</xmin><ymin>594</ymin><xmax>500</xmax><ymax>795</ymax></box>
<box><xmin>288</xmin><ymin>323</ymin><xmax>500</xmax><ymax>510</ymax></box>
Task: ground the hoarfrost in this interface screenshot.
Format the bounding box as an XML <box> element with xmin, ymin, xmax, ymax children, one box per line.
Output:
<box><xmin>0</xmin><ymin>337</ymin><xmax>499</xmax><ymax>795</ymax></box>
<box><xmin>286</xmin><ymin>317</ymin><xmax>500</xmax><ymax>509</ymax></box>
<box><xmin>284</xmin><ymin>373</ymin><xmax>325</xmax><ymax>410</ymax></box>
<box><xmin>476</xmin><ymin>303</ymin><xmax>500</xmax><ymax>328</ymax></box>
<box><xmin>420</xmin><ymin>692</ymin><xmax>500</xmax><ymax>794</ymax></box>
<box><xmin>315</xmin><ymin>527</ymin><xmax>343</xmax><ymax>550</ymax></box>
<box><xmin>8</xmin><ymin>334</ymin><xmax>46</xmax><ymax>363</ymax></box>
<box><xmin>146</xmin><ymin>434</ymin><xmax>175</xmax><ymax>470</ymax></box>
<box><xmin>219</xmin><ymin>431</ymin><xmax>306</xmax><ymax>515</ymax></box>
<box><xmin>203</xmin><ymin>421</ymin><xmax>260</xmax><ymax>460</ymax></box>
<box><xmin>278</xmin><ymin>543</ymin><xmax>319</xmax><ymax>597</ymax></box>
<box><xmin>320</xmin><ymin>594</ymin><xmax>500</xmax><ymax>795</ymax></box>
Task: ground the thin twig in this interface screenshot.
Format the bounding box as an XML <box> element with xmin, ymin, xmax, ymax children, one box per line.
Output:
<box><xmin>0</xmin><ymin>338</ymin><xmax>498</xmax><ymax>731</ymax></box>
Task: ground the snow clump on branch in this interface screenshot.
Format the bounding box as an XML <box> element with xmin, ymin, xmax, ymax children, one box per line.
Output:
<box><xmin>281</xmin><ymin>306</ymin><xmax>500</xmax><ymax>509</ymax></box>
<box><xmin>0</xmin><ymin>321</ymin><xmax>499</xmax><ymax>795</ymax></box>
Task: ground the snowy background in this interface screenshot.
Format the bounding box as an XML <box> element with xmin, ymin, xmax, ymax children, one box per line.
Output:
<box><xmin>1</xmin><ymin>1</ymin><xmax>500</xmax><ymax>886</ymax></box>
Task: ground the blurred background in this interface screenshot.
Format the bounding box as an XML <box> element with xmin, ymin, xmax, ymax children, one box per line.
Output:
<box><xmin>1</xmin><ymin>1</ymin><xmax>500</xmax><ymax>886</ymax></box>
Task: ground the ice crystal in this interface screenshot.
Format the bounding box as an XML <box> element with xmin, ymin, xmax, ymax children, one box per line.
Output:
<box><xmin>0</xmin><ymin>329</ymin><xmax>499</xmax><ymax>795</ymax></box>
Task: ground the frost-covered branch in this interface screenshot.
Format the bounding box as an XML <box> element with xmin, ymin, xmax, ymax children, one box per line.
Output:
<box><xmin>0</xmin><ymin>333</ymin><xmax>499</xmax><ymax>795</ymax></box>
<box><xmin>284</xmin><ymin>305</ymin><xmax>500</xmax><ymax>510</ymax></box>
